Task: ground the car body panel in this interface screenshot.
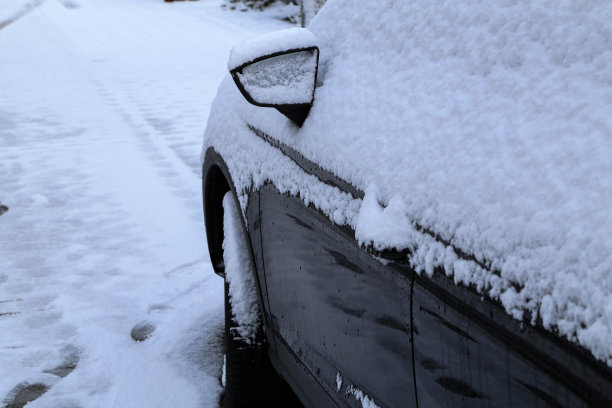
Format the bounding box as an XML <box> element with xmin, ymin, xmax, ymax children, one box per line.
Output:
<box><xmin>202</xmin><ymin>127</ymin><xmax>612</xmax><ymax>406</ymax></box>
<box><xmin>412</xmin><ymin>270</ymin><xmax>612</xmax><ymax>407</ymax></box>
<box><xmin>258</xmin><ymin>183</ymin><xmax>416</xmax><ymax>408</ymax></box>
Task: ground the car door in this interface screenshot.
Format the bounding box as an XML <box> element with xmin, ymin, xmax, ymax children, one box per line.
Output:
<box><xmin>255</xmin><ymin>152</ymin><xmax>417</xmax><ymax>407</ymax></box>
<box><xmin>411</xmin><ymin>268</ymin><xmax>612</xmax><ymax>408</ymax></box>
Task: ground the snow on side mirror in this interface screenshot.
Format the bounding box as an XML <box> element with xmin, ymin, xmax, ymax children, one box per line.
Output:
<box><xmin>228</xmin><ymin>28</ymin><xmax>319</xmax><ymax>127</ymax></box>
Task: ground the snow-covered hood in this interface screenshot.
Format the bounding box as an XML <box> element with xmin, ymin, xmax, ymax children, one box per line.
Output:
<box><xmin>204</xmin><ymin>0</ymin><xmax>612</xmax><ymax>365</ymax></box>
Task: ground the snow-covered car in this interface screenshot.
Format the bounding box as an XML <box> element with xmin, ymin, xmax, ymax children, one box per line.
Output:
<box><xmin>201</xmin><ymin>1</ymin><xmax>612</xmax><ymax>407</ymax></box>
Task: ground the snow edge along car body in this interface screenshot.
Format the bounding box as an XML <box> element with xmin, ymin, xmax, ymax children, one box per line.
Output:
<box><xmin>202</xmin><ymin>147</ymin><xmax>612</xmax><ymax>408</ymax></box>
<box><xmin>201</xmin><ymin>4</ymin><xmax>612</xmax><ymax>408</ymax></box>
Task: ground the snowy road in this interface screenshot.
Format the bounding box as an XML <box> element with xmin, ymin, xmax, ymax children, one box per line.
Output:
<box><xmin>0</xmin><ymin>0</ymin><xmax>292</xmax><ymax>406</ymax></box>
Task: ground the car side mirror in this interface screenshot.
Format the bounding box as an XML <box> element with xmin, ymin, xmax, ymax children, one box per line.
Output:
<box><xmin>228</xmin><ymin>28</ymin><xmax>319</xmax><ymax>127</ymax></box>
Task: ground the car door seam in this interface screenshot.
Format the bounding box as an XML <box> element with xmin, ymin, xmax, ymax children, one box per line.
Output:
<box><xmin>256</xmin><ymin>188</ymin><xmax>277</xmax><ymax>349</ymax></box>
<box><xmin>410</xmin><ymin>270</ymin><xmax>420</xmax><ymax>408</ymax></box>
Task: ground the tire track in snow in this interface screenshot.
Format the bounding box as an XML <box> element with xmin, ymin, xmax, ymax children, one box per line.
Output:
<box><xmin>0</xmin><ymin>2</ymin><xmax>289</xmax><ymax>406</ymax></box>
<box><xmin>44</xmin><ymin>0</ymin><xmax>292</xmax><ymax>179</ymax></box>
<box><xmin>35</xmin><ymin>2</ymin><xmax>204</xmax><ymax>217</ymax></box>
<box><xmin>0</xmin><ymin>0</ymin><xmax>45</xmax><ymax>31</ymax></box>
<box><xmin>0</xmin><ymin>3</ymin><xmax>216</xmax><ymax>404</ymax></box>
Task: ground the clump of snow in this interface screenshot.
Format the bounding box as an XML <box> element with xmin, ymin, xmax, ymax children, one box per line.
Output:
<box><xmin>335</xmin><ymin>372</ymin><xmax>342</xmax><ymax>391</ymax></box>
<box><xmin>222</xmin><ymin>193</ymin><xmax>261</xmax><ymax>344</ymax></box>
<box><xmin>355</xmin><ymin>187</ymin><xmax>413</xmax><ymax>250</ymax></box>
<box><xmin>346</xmin><ymin>385</ymin><xmax>380</xmax><ymax>408</ymax></box>
<box><xmin>204</xmin><ymin>0</ymin><xmax>612</xmax><ymax>365</ymax></box>
<box><xmin>228</xmin><ymin>27</ymin><xmax>317</xmax><ymax>70</ymax></box>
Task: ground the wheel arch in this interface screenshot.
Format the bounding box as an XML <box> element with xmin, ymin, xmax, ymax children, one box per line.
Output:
<box><xmin>202</xmin><ymin>146</ymin><xmax>276</xmax><ymax>332</ymax></box>
<box><xmin>202</xmin><ymin>147</ymin><xmax>243</xmax><ymax>278</ymax></box>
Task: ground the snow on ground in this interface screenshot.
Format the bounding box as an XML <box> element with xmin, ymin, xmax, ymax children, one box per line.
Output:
<box><xmin>0</xmin><ymin>0</ymin><xmax>44</xmax><ymax>30</ymax></box>
<box><xmin>0</xmin><ymin>0</ymin><xmax>290</xmax><ymax>406</ymax></box>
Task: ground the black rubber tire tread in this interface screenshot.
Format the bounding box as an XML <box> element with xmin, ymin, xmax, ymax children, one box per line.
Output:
<box><xmin>223</xmin><ymin>281</ymin><xmax>303</xmax><ymax>408</ymax></box>
<box><xmin>223</xmin><ymin>280</ymin><xmax>267</xmax><ymax>407</ymax></box>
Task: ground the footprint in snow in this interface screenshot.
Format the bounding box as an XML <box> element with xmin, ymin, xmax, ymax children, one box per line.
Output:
<box><xmin>131</xmin><ymin>320</ymin><xmax>156</xmax><ymax>342</ymax></box>
<box><xmin>44</xmin><ymin>345</ymin><xmax>80</xmax><ymax>378</ymax></box>
<box><xmin>3</xmin><ymin>346</ymin><xmax>80</xmax><ymax>408</ymax></box>
<box><xmin>3</xmin><ymin>382</ymin><xmax>49</xmax><ymax>408</ymax></box>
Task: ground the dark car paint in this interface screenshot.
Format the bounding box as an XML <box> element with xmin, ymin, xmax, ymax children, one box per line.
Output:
<box><xmin>258</xmin><ymin>183</ymin><xmax>416</xmax><ymax>407</ymax></box>
<box><xmin>412</xmin><ymin>266</ymin><xmax>612</xmax><ymax>407</ymax></box>
<box><xmin>202</xmin><ymin>141</ymin><xmax>612</xmax><ymax>407</ymax></box>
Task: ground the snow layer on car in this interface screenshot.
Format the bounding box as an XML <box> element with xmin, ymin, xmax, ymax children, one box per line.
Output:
<box><xmin>236</xmin><ymin>49</ymin><xmax>317</xmax><ymax>105</ymax></box>
<box><xmin>204</xmin><ymin>78</ymin><xmax>359</xmax><ymax>226</ymax></box>
<box><xmin>227</xmin><ymin>27</ymin><xmax>317</xmax><ymax>70</ymax></box>
<box><xmin>204</xmin><ymin>0</ymin><xmax>612</xmax><ymax>365</ymax></box>
<box><xmin>346</xmin><ymin>385</ymin><xmax>381</xmax><ymax>408</ymax></box>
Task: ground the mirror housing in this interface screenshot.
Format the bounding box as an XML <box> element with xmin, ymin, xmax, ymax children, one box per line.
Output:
<box><xmin>228</xmin><ymin>28</ymin><xmax>319</xmax><ymax>127</ymax></box>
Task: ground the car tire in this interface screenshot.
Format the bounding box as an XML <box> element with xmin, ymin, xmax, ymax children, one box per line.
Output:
<box><xmin>222</xmin><ymin>280</ymin><xmax>269</xmax><ymax>407</ymax></box>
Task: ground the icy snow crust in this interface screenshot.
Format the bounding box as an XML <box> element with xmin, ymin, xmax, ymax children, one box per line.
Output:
<box><xmin>203</xmin><ymin>0</ymin><xmax>612</xmax><ymax>365</ymax></box>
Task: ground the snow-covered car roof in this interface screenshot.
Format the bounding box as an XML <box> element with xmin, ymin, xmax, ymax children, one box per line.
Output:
<box><xmin>204</xmin><ymin>0</ymin><xmax>612</xmax><ymax>365</ymax></box>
